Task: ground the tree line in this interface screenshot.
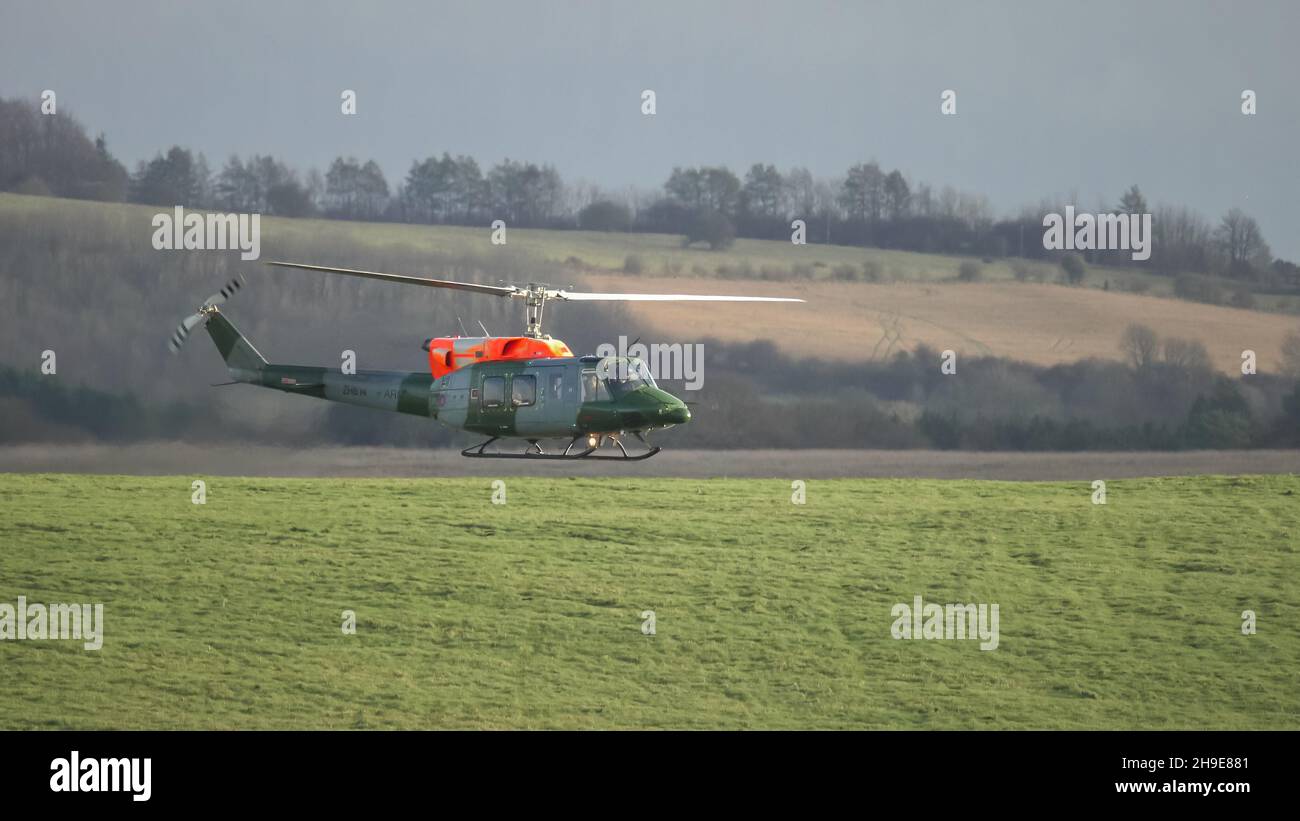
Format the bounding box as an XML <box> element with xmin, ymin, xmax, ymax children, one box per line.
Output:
<box><xmin>1</xmin><ymin>95</ymin><xmax>1296</xmax><ymax>292</ymax></box>
<box><xmin>6</xmin><ymin>328</ymin><xmax>1299</xmax><ymax>450</ymax></box>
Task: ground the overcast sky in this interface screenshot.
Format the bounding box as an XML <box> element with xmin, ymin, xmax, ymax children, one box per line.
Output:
<box><xmin>3</xmin><ymin>0</ymin><xmax>1298</xmax><ymax>256</ymax></box>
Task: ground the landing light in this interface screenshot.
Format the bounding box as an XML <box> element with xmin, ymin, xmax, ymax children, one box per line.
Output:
<box><xmin>587</xmin><ymin>434</ymin><xmax>599</xmax><ymax>448</ymax></box>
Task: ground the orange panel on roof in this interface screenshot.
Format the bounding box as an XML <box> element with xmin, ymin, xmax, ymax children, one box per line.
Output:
<box><xmin>425</xmin><ymin>336</ymin><xmax>574</xmax><ymax>378</ymax></box>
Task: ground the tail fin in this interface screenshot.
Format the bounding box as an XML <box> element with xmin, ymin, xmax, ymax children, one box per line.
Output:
<box><xmin>204</xmin><ymin>309</ymin><xmax>267</xmax><ymax>379</ymax></box>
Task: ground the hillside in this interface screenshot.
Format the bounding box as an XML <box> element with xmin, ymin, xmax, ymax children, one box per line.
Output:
<box><xmin>582</xmin><ymin>273</ymin><xmax>1299</xmax><ymax>373</ymax></box>
<box><xmin>2</xmin><ymin>192</ymin><xmax>1295</xmax><ymax>381</ymax></box>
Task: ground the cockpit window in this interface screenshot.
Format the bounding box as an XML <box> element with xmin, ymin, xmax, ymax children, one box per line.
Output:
<box><xmin>600</xmin><ymin>357</ymin><xmax>656</xmax><ymax>384</ymax></box>
<box><xmin>633</xmin><ymin>359</ymin><xmax>657</xmax><ymax>386</ymax></box>
<box><xmin>581</xmin><ymin>370</ymin><xmax>612</xmax><ymax>402</ymax></box>
<box><xmin>599</xmin><ymin>357</ymin><xmax>657</xmax><ymax>398</ymax></box>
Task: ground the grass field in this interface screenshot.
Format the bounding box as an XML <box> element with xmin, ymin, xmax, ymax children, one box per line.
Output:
<box><xmin>1</xmin><ymin>472</ymin><xmax>1296</xmax><ymax>729</ymax></box>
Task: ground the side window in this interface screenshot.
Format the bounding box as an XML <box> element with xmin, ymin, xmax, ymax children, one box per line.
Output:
<box><xmin>550</xmin><ymin>373</ymin><xmax>564</xmax><ymax>401</ymax></box>
<box><xmin>482</xmin><ymin>376</ymin><xmax>505</xmax><ymax>407</ymax></box>
<box><xmin>581</xmin><ymin>370</ymin><xmax>611</xmax><ymax>402</ymax></box>
<box><xmin>512</xmin><ymin>375</ymin><xmax>536</xmax><ymax>407</ymax></box>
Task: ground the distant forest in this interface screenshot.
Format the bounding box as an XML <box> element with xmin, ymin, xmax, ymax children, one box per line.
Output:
<box><xmin>2</xmin><ymin>95</ymin><xmax>1297</xmax><ymax>296</ymax></box>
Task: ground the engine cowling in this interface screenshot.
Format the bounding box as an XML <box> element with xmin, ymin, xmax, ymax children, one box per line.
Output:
<box><xmin>422</xmin><ymin>335</ymin><xmax>574</xmax><ymax>378</ymax></box>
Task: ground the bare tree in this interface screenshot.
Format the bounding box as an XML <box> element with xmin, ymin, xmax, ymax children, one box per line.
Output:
<box><xmin>1120</xmin><ymin>324</ymin><xmax>1159</xmax><ymax>369</ymax></box>
<box><xmin>1216</xmin><ymin>208</ymin><xmax>1270</xmax><ymax>279</ymax></box>
<box><xmin>1163</xmin><ymin>337</ymin><xmax>1212</xmax><ymax>372</ymax></box>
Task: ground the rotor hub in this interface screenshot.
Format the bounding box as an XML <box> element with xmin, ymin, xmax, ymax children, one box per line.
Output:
<box><xmin>522</xmin><ymin>283</ymin><xmax>551</xmax><ymax>338</ymax></box>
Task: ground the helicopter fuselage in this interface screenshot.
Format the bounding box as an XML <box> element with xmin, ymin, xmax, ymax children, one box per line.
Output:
<box><xmin>435</xmin><ymin>355</ymin><xmax>690</xmax><ymax>438</ymax></box>
<box><xmin>247</xmin><ymin>351</ymin><xmax>690</xmax><ymax>441</ymax></box>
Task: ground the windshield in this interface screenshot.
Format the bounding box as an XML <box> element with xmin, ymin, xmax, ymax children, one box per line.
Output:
<box><xmin>599</xmin><ymin>357</ymin><xmax>657</xmax><ymax>398</ymax></box>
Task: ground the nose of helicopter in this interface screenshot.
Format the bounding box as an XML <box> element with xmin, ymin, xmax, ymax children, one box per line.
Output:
<box><xmin>659</xmin><ymin>397</ymin><xmax>691</xmax><ymax>425</ymax></box>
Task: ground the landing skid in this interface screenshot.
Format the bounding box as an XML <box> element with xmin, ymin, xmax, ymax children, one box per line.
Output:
<box><xmin>461</xmin><ymin>435</ymin><xmax>662</xmax><ymax>461</ymax></box>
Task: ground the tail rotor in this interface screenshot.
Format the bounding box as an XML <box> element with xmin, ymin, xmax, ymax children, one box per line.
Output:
<box><xmin>168</xmin><ymin>276</ymin><xmax>244</xmax><ymax>353</ymax></box>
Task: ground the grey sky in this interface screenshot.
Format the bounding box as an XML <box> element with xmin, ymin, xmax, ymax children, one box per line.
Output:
<box><xmin>3</xmin><ymin>0</ymin><xmax>1298</xmax><ymax>257</ymax></box>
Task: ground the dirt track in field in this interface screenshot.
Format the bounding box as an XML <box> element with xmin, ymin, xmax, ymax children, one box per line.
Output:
<box><xmin>1</xmin><ymin>444</ymin><xmax>1296</xmax><ymax>481</ymax></box>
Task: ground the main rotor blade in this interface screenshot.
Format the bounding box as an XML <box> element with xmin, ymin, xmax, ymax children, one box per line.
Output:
<box><xmin>554</xmin><ymin>291</ymin><xmax>804</xmax><ymax>302</ymax></box>
<box><xmin>267</xmin><ymin>262</ymin><xmax>520</xmax><ymax>297</ymax></box>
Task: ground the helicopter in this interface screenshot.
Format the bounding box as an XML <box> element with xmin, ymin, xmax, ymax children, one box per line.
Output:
<box><xmin>169</xmin><ymin>261</ymin><xmax>803</xmax><ymax>460</ymax></box>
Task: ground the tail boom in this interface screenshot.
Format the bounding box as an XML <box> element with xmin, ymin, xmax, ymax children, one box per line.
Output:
<box><xmin>203</xmin><ymin>309</ymin><xmax>433</xmax><ymax>417</ymax></box>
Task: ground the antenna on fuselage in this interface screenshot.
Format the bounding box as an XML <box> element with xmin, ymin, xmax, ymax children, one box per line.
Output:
<box><xmin>477</xmin><ymin>320</ymin><xmax>491</xmax><ymax>336</ymax></box>
<box><xmin>456</xmin><ymin>316</ymin><xmax>468</xmax><ymax>337</ymax></box>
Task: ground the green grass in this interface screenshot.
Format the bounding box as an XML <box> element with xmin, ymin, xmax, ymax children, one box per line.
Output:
<box><xmin>1</xmin><ymin>472</ymin><xmax>1297</xmax><ymax>729</ymax></box>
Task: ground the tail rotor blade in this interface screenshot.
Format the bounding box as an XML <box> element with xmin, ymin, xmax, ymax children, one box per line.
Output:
<box><xmin>168</xmin><ymin>312</ymin><xmax>205</xmax><ymax>353</ymax></box>
<box><xmin>204</xmin><ymin>276</ymin><xmax>244</xmax><ymax>308</ymax></box>
<box><xmin>170</xmin><ymin>275</ymin><xmax>246</xmax><ymax>354</ymax></box>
